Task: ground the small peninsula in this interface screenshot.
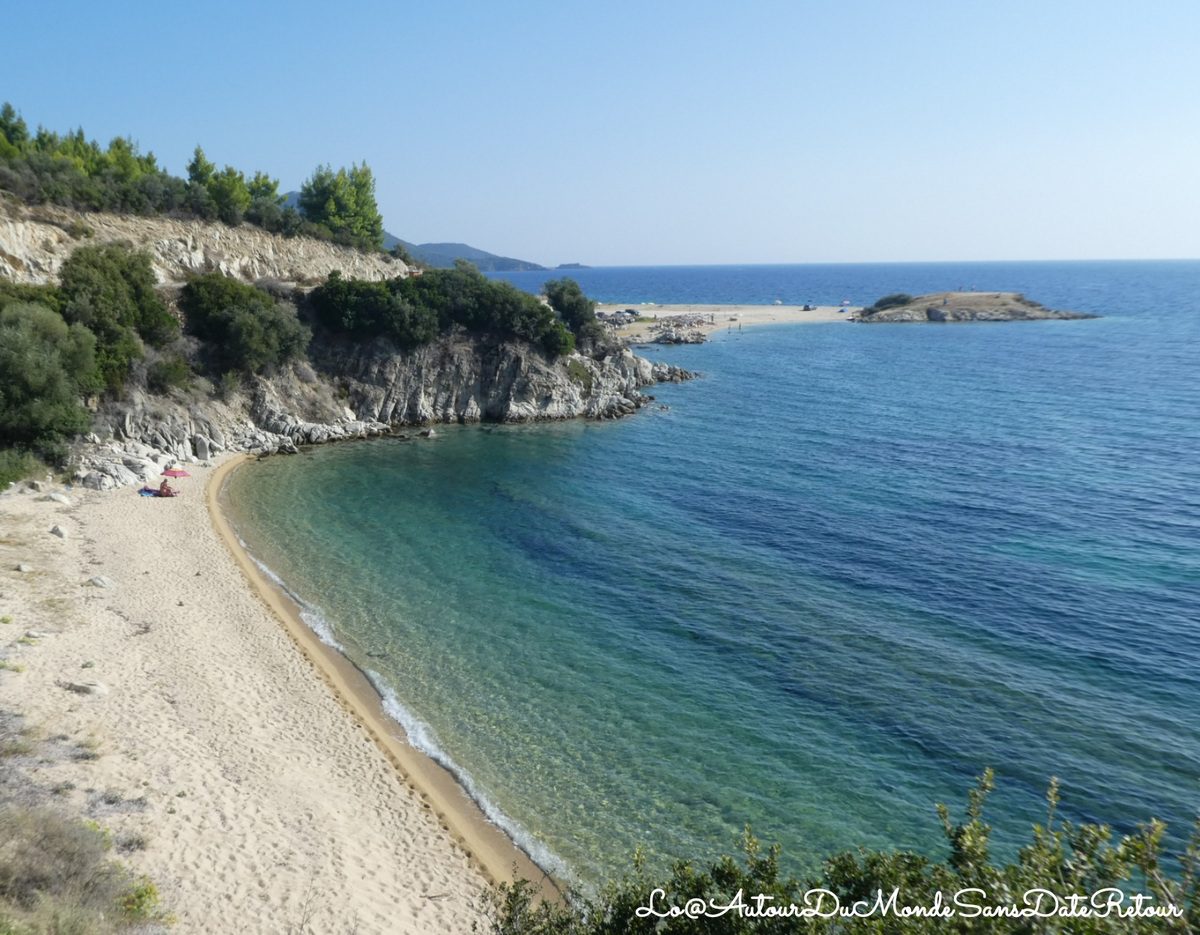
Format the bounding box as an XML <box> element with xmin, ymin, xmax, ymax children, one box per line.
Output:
<box><xmin>854</xmin><ymin>291</ymin><xmax>1095</xmax><ymax>323</ymax></box>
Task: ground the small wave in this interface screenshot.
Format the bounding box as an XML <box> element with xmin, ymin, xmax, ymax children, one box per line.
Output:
<box><xmin>232</xmin><ymin>533</ymin><xmax>572</xmax><ymax>882</ymax></box>
<box><xmin>371</xmin><ymin>671</ymin><xmax>572</xmax><ymax>882</ymax></box>
<box><xmin>234</xmin><ymin>535</ymin><xmax>346</xmax><ymax>651</ymax></box>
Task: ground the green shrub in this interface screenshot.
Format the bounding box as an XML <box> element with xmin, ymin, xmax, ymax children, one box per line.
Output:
<box><xmin>310</xmin><ymin>263</ymin><xmax>575</xmax><ymax>358</ymax></box>
<box><xmin>309</xmin><ymin>273</ymin><xmax>437</xmax><ymax>348</ymax></box>
<box><xmin>565</xmin><ymin>358</ymin><xmax>594</xmax><ymax>393</ymax></box>
<box><xmin>0</xmin><ymin>281</ymin><xmax>63</xmax><ymax>315</ymax></box>
<box><xmin>217</xmin><ymin>371</ymin><xmax>243</xmax><ymax>400</ymax></box>
<box><xmin>0</xmin><ymin>809</ymin><xmax>117</xmax><ymax>910</ymax></box>
<box><xmin>117</xmin><ymin>878</ymin><xmax>160</xmax><ymax>921</ymax></box>
<box><xmin>207</xmin><ymin>165</ymin><xmax>251</xmax><ymax>226</ymax></box>
<box><xmin>180</xmin><ymin>273</ymin><xmax>310</xmax><ymax>374</ymax></box>
<box><xmin>299</xmin><ymin>163</ymin><xmax>384</xmax><ymax>251</ymax></box>
<box><xmin>146</xmin><ymin>354</ymin><xmax>192</xmax><ymax>393</ymax></box>
<box><xmin>544</xmin><ymin>278</ymin><xmax>606</xmax><ymax>352</ymax></box>
<box><xmin>865</xmin><ymin>292</ymin><xmax>914</xmax><ymax>314</ymax></box>
<box><xmin>58</xmin><ymin>243</ymin><xmax>176</xmax><ymax>391</ymax></box>
<box><xmin>0</xmin><ymin>450</ymin><xmax>44</xmax><ymax>488</ymax></box>
<box><xmin>0</xmin><ymin>303</ymin><xmax>98</xmax><ymax>455</ymax></box>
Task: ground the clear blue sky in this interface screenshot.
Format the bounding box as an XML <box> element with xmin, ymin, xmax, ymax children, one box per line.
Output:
<box><xmin>4</xmin><ymin>1</ymin><xmax>1198</xmax><ymax>265</ymax></box>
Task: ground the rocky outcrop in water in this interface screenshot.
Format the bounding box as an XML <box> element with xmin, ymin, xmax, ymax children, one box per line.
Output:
<box><xmin>855</xmin><ymin>291</ymin><xmax>1094</xmax><ymax>323</ymax></box>
<box><xmin>653</xmin><ymin>328</ymin><xmax>706</xmax><ymax>345</ymax></box>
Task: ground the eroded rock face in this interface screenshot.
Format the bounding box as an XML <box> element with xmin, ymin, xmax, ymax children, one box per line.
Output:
<box><xmin>0</xmin><ymin>201</ymin><xmax>406</xmax><ymax>286</ymax></box>
<box><xmin>319</xmin><ymin>337</ymin><xmax>692</xmax><ymax>424</ymax></box>
<box><xmin>3</xmin><ymin>203</ymin><xmax>696</xmax><ymax>487</ymax></box>
<box><xmin>70</xmin><ymin>337</ymin><xmax>695</xmax><ymax>489</ymax></box>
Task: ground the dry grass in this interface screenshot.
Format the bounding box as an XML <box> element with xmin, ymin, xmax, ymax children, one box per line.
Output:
<box><xmin>0</xmin><ymin>714</ymin><xmax>167</xmax><ymax>933</ymax></box>
<box><xmin>0</xmin><ymin>807</ymin><xmax>166</xmax><ymax>933</ymax></box>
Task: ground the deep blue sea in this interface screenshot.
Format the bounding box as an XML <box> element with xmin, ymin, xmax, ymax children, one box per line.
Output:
<box><xmin>226</xmin><ymin>262</ymin><xmax>1200</xmax><ymax>885</ymax></box>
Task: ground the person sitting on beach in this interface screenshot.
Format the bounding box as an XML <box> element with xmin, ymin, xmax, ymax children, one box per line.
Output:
<box><xmin>158</xmin><ymin>479</ymin><xmax>175</xmax><ymax>497</ymax></box>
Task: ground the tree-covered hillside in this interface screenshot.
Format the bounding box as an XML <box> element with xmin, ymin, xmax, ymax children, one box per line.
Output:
<box><xmin>0</xmin><ymin>220</ymin><xmax>604</xmax><ymax>484</ymax></box>
<box><xmin>0</xmin><ymin>102</ymin><xmax>384</xmax><ymax>251</ymax></box>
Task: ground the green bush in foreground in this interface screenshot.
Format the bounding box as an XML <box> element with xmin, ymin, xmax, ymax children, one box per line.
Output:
<box><xmin>480</xmin><ymin>772</ymin><xmax>1198</xmax><ymax>934</ymax></box>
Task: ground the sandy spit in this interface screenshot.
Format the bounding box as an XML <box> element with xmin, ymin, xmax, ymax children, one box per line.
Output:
<box><xmin>598</xmin><ymin>303</ymin><xmax>856</xmax><ymax>342</ymax></box>
<box><xmin>0</xmin><ymin>455</ymin><xmax>532</xmax><ymax>934</ymax></box>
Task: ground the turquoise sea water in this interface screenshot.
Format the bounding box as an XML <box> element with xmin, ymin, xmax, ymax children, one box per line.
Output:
<box><xmin>226</xmin><ymin>262</ymin><xmax>1200</xmax><ymax>885</ymax></box>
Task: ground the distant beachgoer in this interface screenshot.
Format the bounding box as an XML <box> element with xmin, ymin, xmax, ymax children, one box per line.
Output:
<box><xmin>158</xmin><ymin>479</ymin><xmax>175</xmax><ymax>497</ymax></box>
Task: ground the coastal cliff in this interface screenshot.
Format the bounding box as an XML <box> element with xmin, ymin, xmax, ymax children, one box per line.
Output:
<box><xmin>71</xmin><ymin>337</ymin><xmax>691</xmax><ymax>490</ymax></box>
<box><xmin>854</xmin><ymin>291</ymin><xmax>1093</xmax><ymax>323</ymax></box>
<box><xmin>321</xmin><ymin>336</ymin><xmax>686</xmax><ymax>424</ymax></box>
<box><xmin>0</xmin><ymin>199</ymin><xmax>406</xmax><ymax>286</ymax></box>
<box><xmin>0</xmin><ymin>202</ymin><xmax>693</xmax><ymax>490</ymax></box>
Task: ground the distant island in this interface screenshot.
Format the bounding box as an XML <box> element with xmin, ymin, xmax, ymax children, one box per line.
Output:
<box><xmin>382</xmin><ymin>235</ymin><xmax>547</xmax><ymax>271</ymax></box>
<box><xmin>556</xmin><ymin>262</ymin><xmax>591</xmax><ymax>270</ymax></box>
<box><xmin>854</xmin><ymin>291</ymin><xmax>1095</xmax><ymax>323</ymax></box>
<box><xmin>263</xmin><ymin>192</ymin><xmax>547</xmax><ymax>271</ymax></box>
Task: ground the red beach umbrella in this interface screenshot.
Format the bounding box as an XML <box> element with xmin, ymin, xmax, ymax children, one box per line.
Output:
<box><xmin>162</xmin><ymin>468</ymin><xmax>191</xmax><ymax>478</ymax></box>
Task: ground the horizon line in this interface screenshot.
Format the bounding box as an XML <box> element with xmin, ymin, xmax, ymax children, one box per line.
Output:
<box><xmin>486</xmin><ymin>256</ymin><xmax>1200</xmax><ymax>271</ymax></box>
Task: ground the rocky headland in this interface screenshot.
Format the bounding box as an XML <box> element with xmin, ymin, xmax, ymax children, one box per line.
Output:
<box><xmin>0</xmin><ymin>201</ymin><xmax>692</xmax><ymax>491</ymax></box>
<box><xmin>70</xmin><ymin>338</ymin><xmax>690</xmax><ymax>491</ymax></box>
<box><xmin>854</xmin><ymin>291</ymin><xmax>1094</xmax><ymax>323</ymax></box>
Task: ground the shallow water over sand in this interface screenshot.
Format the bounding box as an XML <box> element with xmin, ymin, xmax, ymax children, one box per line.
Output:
<box><xmin>227</xmin><ymin>261</ymin><xmax>1200</xmax><ymax>884</ymax></box>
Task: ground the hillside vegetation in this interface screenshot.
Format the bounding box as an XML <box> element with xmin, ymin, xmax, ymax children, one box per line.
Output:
<box><xmin>0</xmin><ymin>229</ymin><xmax>609</xmax><ymax>485</ymax></box>
<box><xmin>310</xmin><ymin>265</ymin><xmax>608</xmax><ymax>357</ymax></box>
<box><xmin>0</xmin><ymin>101</ymin><xmax>636</xmax><ymax>483</ymax></box>
<box><xmin>0</xmin><ymin>102</ymin><xmax>383</xmax><ymax>251</ymax></box>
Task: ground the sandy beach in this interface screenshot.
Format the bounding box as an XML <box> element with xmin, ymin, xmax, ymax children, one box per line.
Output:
<box><xmin>597</xmin><ymin>302</ymin><xmax>856</xmax><ymax>342</ymax></box>
<box><xmin>0</xmin><ymin>456</ymin><xmax>545</xmax><ymax>933</ymax></box>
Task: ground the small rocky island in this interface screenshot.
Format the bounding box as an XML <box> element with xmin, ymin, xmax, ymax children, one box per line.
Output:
<box><xmin>854</xmin><ymin>291</ymin><xmax>1095</xmax><ymax>323</ymax></box>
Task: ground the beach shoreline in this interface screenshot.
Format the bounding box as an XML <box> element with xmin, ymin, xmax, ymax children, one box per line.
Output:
<box><xmin>208</xmin><ymin>455</ymin><xmax>559</xmax><ymax>897</ymax></box>
<box><xmin>0</xmin><ymin>455</ymin><xmax>549</xmax><ymax>933</ymax></box>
